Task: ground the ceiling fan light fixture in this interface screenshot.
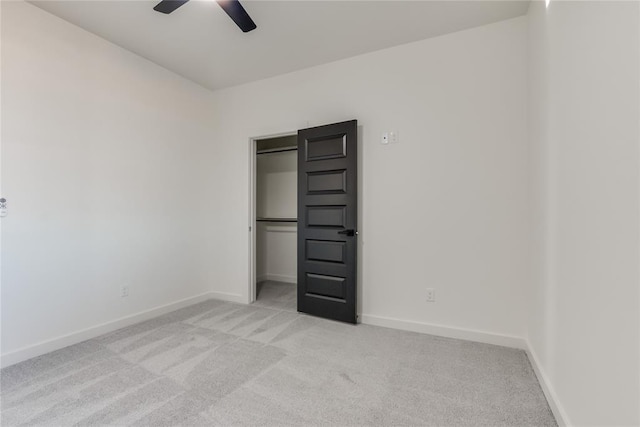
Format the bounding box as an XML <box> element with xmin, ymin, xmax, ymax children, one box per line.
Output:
<box><xmin>153</xmin><ymin>0</ymin><xmax>188</xmax><ymax>14</ymax></box>
<box><xmin>153</xmin><ymin>0</ymin><xmax>256</xmax><ymax>32</ymax></box>
<box><xmin>215</xmin><ymin>0</ymin><xmax>257</xmax><ymax>33</ymax></box>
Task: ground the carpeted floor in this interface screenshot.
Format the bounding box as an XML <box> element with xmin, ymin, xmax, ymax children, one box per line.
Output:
<box><xmin>1</xmin><ymin>289</ymin><xmax>557</xmax><ymax>426</ymax></box>
<box><xmin>254</xmin><ymin>281</ymin><xmax>297</xmax><ymax>312</ymax></box>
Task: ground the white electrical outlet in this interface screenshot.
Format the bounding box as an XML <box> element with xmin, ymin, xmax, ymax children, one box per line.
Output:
<box><xmin>426</xmin><ymin>288</ymin><xmax>435</xmax><ymax>302</ymax></box>
<box><xmin>120</xmin><ymin>285</ymin><xmax>129</xmax><ymax>298</ymax></box>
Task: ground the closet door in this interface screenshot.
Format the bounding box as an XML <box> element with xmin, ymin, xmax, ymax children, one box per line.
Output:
<box><xmin>297</xmin><ymin>120</ymin><xmax>357</xmax><ymax>324</ymax></box>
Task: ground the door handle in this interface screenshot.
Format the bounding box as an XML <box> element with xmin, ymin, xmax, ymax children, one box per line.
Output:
<box><xmin>338</xmin><ymin>229</ymin><xmax>356</xmax><ymax>236</ymax></box>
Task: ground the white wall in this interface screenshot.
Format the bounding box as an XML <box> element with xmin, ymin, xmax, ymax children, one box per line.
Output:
<box><xmin>205</xmin><ymin>16</ymin><xmax>530</xmax><ymax>343</ymax></box>
<box><xmin>527</xmin><ymin>1</ymin><xmax>640</xmax><ymax>425</ymax></box>
<box><xmin>256</xmin><ymin>151</ymin><xmax>297</xmax><ymax>283</ymax></box>
<box><xmin>256</xmin><ymin>223</ymin><xmax>297</xmax><ymax>284</ymax></box>
<box><xmin>256</xmin><ymin>150</ymin><xmax>297</xmax><ymax>219</ymax></box>
<box><xmin>1</xmin><ymin>1</ymin><xmax>215</xmax><ymax>362</ymax></box>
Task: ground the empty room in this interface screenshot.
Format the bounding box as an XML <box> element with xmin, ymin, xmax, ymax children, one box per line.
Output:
<box><xmin>1</xmin><ymin>0</ymin><xmax>639</xmax><ymax>426</ymax></box>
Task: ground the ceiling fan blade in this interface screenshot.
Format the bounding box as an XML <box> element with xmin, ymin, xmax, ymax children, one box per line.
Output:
<box><xmin>153</xmin><ymin>0</ymin><xmax>189</xmax><ymax>14</ymax></box>
<box><xmin>216</xmin><ymin>0</ymin><xmax>257</xmax><ymax>33</ymax></box>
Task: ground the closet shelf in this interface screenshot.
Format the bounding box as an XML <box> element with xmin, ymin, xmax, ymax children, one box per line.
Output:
<box><xmin>257</xmin><ymin>217</ymin><xmax>297</xmax><ymax>223</ymax></box>
<box><xmin>256</xmin><ymin>147</ymin><xmax>297</xmax><ymax>155</ymax></box>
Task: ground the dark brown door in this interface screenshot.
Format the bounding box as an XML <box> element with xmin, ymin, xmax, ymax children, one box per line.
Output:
<box><xmin>297</xmin><ymin>120</ymin><xmax>357</xmax><ymax>323</ymax></box>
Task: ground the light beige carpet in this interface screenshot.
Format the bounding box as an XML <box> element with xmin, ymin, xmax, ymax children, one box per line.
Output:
<box><xmin>1</xmin><ymin>291</ymin><xmax>556</xmax><ymax>426</ymax></box>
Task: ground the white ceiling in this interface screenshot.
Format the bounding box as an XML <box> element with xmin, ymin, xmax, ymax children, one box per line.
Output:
<box><xmin>30</xmin><ymin>0</ymin><xmax>530</xmax><ymax>90</ymax></box>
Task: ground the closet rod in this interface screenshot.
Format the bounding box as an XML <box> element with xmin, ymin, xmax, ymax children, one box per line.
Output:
<box><xmin>256</xmin><ymin>218</ymin><xmax>297</xmax><ymax>223</ymax></box>
<box><xmin>256</xmin><ymin>147</ymin><xmax>297</xmax><ymax>155</ymax></box>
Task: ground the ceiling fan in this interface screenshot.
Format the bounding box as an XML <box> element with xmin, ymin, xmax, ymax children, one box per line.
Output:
<box><xmin>153</xmin><ymin>0</ymin><xmax>257</xmax><ymax>33</ymax></box>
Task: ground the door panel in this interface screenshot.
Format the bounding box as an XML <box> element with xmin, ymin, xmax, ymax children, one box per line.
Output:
<box><xmin>306</xmin><ymin>206</ymin><xmax>346</xmax><ymax>228</ymax></box>
<box><xmin>307</xmin><ymin>170</ymin><xmax>347</xmax><ymax>194</ymax></box>
<box><xmin>305</xmin><ymin>135</ymin><xmax>347</xmax><ymax>160</ymax></box>
<box><xmin>305</xmin><ymin>273</ymin><xmax>346</xmax><ymax>300</ymax></box>
<box><xmin>298</xmin><ymin>120</ymin><xmax>357</xmax><ymax>323</ymax></box>
<box><xmin>306</xmin><ymin>240</ymin><xmax>346</xmax><ymax>264</ymax></box>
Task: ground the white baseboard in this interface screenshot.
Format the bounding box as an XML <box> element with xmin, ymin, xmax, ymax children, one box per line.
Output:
<box><xmin>208</xmin><ymin>290</ymin><xmax>246</xmax><ymax>304</ymax></box>
<box><xmin>1</xmin><ymin>292</ymin><xmax>217</xmax><ymax>368</ymax></box>
<box><xmin>360</xmin><ymin>313</ymin><xmax>526</xmax><ymax>349</ymax></box>
<box><xmin>525</xmin><ymin>342</ymin><xmax>570</xmax><ymax>426</ymax></box>
<box><xmin>258</xmin><ymin>274</ymin><xmax>296</xmax><ymax>284</ymax></box>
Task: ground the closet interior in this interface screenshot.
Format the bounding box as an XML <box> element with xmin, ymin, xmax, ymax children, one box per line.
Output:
<box><xmin>254</xmin><ymin>135</ymin><xmax>297</xmax><ymax>311</ymax></box>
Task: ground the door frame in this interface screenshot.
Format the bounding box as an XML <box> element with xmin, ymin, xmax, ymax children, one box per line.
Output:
<box><xmin>248</xmin><ymin>130</ymin><xmax>297</xmax><ymax>304</ymax></box>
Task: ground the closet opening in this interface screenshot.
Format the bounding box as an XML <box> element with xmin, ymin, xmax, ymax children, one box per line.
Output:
<box><xmin>249</xmin><ymin>133</ymin><xmax>298</xmax><ymax>312</ymax></box>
